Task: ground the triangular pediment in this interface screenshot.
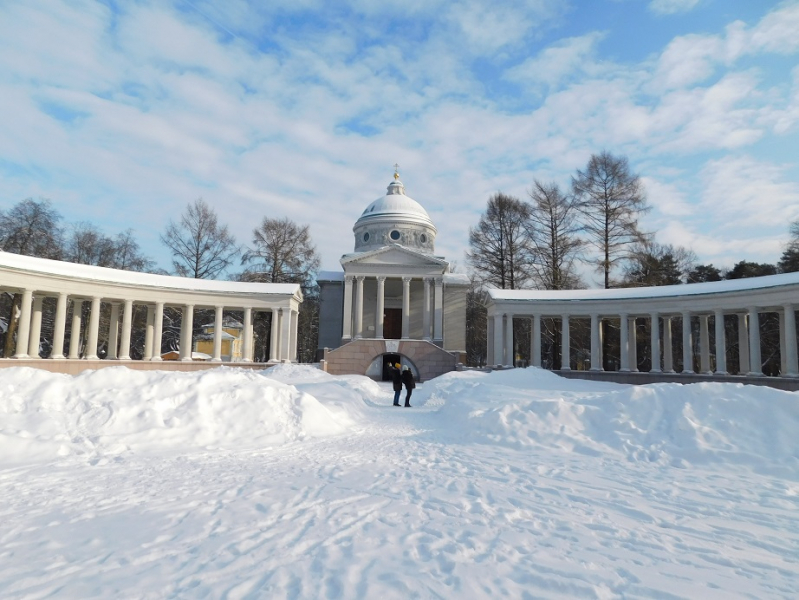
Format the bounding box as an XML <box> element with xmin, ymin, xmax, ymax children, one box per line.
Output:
<box><xmin>341</xmin><ymin>245</ymin><xmax>449</xmax><ymax>271</ymax></box>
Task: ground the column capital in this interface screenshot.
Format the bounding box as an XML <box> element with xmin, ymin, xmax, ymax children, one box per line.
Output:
<box><xmin>402</xmin><ymin>276</ymin><xmax>412</xmax><ymax>283</ymax></box>
<box><xmin>356</xmin><ymin>275</ymin><xmax>365</xmax><ymax>282</ymax></box>
<box><xmin>434</xmin><ymin>276</ymin><xmax>443</xmax><ymax>285</ymax></box>
<box><xmin>376</xmin><ymin>275</ymin><xmax>386</xmax><ymax>283</ymax></box>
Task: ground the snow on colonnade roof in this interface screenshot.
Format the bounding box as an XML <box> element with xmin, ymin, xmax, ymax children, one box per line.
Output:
<box><xmin>488</xmin><ymin>271</ymin><xmax>799</xmax><ymax>302</ymax></box>
<box><xmin>0</xmin><ymin>251</ymin><xmax>301</xmax><ymax>296</ymax></box>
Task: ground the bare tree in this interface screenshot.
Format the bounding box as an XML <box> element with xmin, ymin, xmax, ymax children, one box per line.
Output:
<box><xmin>622</xmin><ymin>241</ymin><xmax>696</xmax><ymax>287</ymax></box>
<box><xmin>65</xmin><ymin>222</ymin><xmax>117</xmax><ymax>266</ymax></box>
<box><xmin>161</xmin><ymin>199</ymin><xmax>239</xmax><ymax>279</ymax></box>
<box><xmin>467</xmin><ymin>193</ymin><xmax>535</xmax><ymax>290</ymax></box>
<box><xmin>241</xmin><ymin>217</ymin><xmax>320</xmax><ymax>285</ymax></box>
<box><xmin>572</xmin><ymin>151</ymin><xmax>650</xmax><ymax>288</ymax></box>
<box><xmin>527</xmin><ymin>180</ymin><xmax>584</xmax><ymax>290</ymax></box>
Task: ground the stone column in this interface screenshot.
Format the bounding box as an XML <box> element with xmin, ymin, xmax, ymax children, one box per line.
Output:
<box><xmin>531</xmin><ymin>314</ymin><xmax>542</xmax><ymax>367</ymax></box>
<box><xmin>699</xmin><ymin>314</ymin><xmax>710</xmax><ymax>374</ymax></box>
<box><xmin>434</xmin><ymin>277</ymin><xmax>444</xmax><ymax>342</ymax></box>
<box><xmin>493</xmin><ymin>313</ymin><xmax>504</xmax><ymax>367</ymax></box>
<box><xmin>14</xmin><ymin>289</ymin><xmax>33</xmax><ymax>359</ymax></box>
<box><xmin>619</xmin><ymin>313</ymin><xmax>629</xmax><ymax>372</ymax></box>
<box><xmin>505</xmin><ymin>313</ymin><xmax>514</xmax><ymax>367</ymax></box>
<box><xmin>738</xmin><ymin>313</ymin><xmax>749</xmax><ymax>374</ymax></box>
<box><xmin>629</xmin><ymin>318</ymin><xmax>638</xmax><ymax>372</ymax></box>
<box><xmin>280</xmin><ymin>306</ymin><xmax>292</xmax><ymax>361</ymax></box>
<box><xmin>85</xmin><ymin>296</ymin><xmax>101</xmax><ymax>360</ymax></box>
<box><xmin>143</xmin><ymin>305</ymin><xmax>154</xmax><ymax>360</ymax></box>
<box><xmin>680</xmin><ymin>311</ymin><xmax>693</xmax><ymax>373</ymax></box>
<box><xmin>422</xmin><ymin>277</ymin><xmax>431</xmax><ymax>340</ymax></box>
<box><xmin>401</xmin><ymin>277</ymin><xmax>411</xmax><ymax>339</ymax></box>
<box><xmin>51</xmin><ymin>292</ymin><xmax>68</xmax><ymax>359</ymax></box>
<box><xmin>107</xmin><ymin>302</ymin><xmax>120</xmax><ymax>360</ymax></box>
<box><xmin>714</xmin><ymin>309</ymin><xmax>727</xmax><ymax>375</ymax></box>
<box><xmin>650</xmin><ymin>312</ymin><xmax>661</xmax><ymax>373</ymax></box>
<box><xmin>663</xmin><ymin>316</ymin><xmax>674</xmax><ymax>373</ymax></box>
<box><xmin>68</xmin><ymin>299</ymin><xmax>83</xmax><ymax>359</ymax></box>
<box><xmin>783</xmin><ymin>304</ymin><xmax>799</xmax><ymax>377</ymax></box>
<box><xmin>487</xmin><ymin>314</ymin><xmax>495</xmax><ymax>366</ymax></box>
<box><xmin>179</xmin><ymin>304</ymin><xmax>195</xmax><ymax>361</ymax></box>
<box><xmin>590</xmin><ymin>313</ymin><xmax>601</xmax><ymax>371</ymax></box>
<box><xmin>212</xmin><ymin>306</ymin><xmax>223</xmax><ymax>362</ymax></box>
<box><xmin>151</xmin><ymin>301</ymin><xmax>164</xmax><ymax>361</ymax></box>
<box><xmin>290</xmin><ymin>309</ymin><xmax>299</xmax><ymax>361</ymax></box>
<box><xmin>27</xmin><ymin>295</ymin><xmax>44</xmax><ymax>359</ymax></box>
<box><xmin>354</xmin><ymin>276</ymin><xmax>365</xmax><ymax>339</ymax></box>
<box><xmin>242</xmin><ymin>307</ymin><xmax>253</xmax><ymax>362</ymax></box>
<box><xmin>342</xmin><ymin>275</ymin><xmax>353</xmax><ymax>341</ymax></box>
<box><xmin>561</xmin><ymin>314</ymin><xmax>570</xmax><ymax>371</ymax></box>
<box><xmin>119</xmin><ymin>299</ymin><xmax>133</xmax><ymax>361</ymax></box>
<box><xmin>270</xmin><ymin>308</ymin><xmax>280</xmax><ymax>361</ymax></box>
<box><xmin>376</xmin><ymin>276</ymin><xmax>386</xmax><ymax>339</ymax></box>
<box><xmin>747</xmin><ymin>307</ymin><xmax>762</xmax><ymax>376</ymax></box>
<box><xmin>780</xmin><ymin>310</ymin><xmax>787</xmax><ymax>376</ymax></box>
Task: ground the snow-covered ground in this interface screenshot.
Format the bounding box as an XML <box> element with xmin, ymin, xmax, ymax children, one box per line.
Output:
<box><xmin>1</xmin><ymin>364</ymin><xmax>798</xmax><ymax>599</ymax></box>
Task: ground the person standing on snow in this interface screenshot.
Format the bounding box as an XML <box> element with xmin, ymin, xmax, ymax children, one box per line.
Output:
<box><xmin>401</xmin><ymin>365</ymin><xmax>415</xmax><ymax>407</ymax></box>
<box><xmin>389</xmin><ymin>362</ymin><xmax>403</xmax><ymax>406</ymax></box>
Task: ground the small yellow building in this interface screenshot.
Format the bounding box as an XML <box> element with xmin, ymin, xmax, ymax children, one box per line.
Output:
<box><xmin>193</xmin><ymin>316</ymin><xmax>244</xmax><ymax>362</ymax></box>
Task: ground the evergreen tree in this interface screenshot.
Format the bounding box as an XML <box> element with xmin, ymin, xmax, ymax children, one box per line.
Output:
<box><xmin>687</xmin><ymin>264</ymin><xmax>723</xmax><ymax>283</ymax></box>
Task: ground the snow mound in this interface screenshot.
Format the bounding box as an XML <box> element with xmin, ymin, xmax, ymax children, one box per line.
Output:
<box><xmin>420</xmin><ymin>369</ymin><xmax>799</xmax><ymax>474</ymax></box>
<box><xmin>0</xmin><ymin>367</ymin><xmax>358</xmax><ymax>465</ymax></box>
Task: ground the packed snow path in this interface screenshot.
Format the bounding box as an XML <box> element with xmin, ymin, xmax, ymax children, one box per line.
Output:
<box><xmin>1</xmin><ymin>365</ymin><xmax>798</xmax><ymax>598</ymax></box>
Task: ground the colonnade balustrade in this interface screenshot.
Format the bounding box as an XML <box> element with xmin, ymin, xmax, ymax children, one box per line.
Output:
<box><xmin>341</xmin><ymin>274</ymin><xmax>444</xmax><ymax>342</ymax></box>
<box><xmin>486</xmin><ymin>275</ymin><xmax>799</xmax><ymax>383</ymax></box>
<box><xmin>1</xmin><ymin>252</ymin><xmax>303</xmax><ymax>369</ymax></box>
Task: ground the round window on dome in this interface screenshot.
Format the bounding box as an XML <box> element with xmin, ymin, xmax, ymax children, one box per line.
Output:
<box><xmin>390</xmin><ymin>230</ymin><xmax>401</xmax><ymax>241</ymax></box>
<box><xmin>363</xmin><ymin>232</ymin><xmax>370</xmax><ymax>242</ymax></box>
<box><xmin>420</xmin><ymin>234</ymin><xmax>427</xmax><ymax>243</ymax></box>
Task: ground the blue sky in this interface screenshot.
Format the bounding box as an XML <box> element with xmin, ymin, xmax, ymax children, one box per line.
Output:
<box><xmin>1</xmin><ymin>0</ymin><xmax>798</xmax><ymax>281</ymax></box>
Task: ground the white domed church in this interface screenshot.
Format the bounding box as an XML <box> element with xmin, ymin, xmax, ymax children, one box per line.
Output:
<box><xmin>317</xmin><ymin>169</ymin><xmax>469</xmax><ymax>381</ymax></box>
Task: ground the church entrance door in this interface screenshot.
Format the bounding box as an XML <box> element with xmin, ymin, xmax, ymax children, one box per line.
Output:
<box><xmin>384</xmin><ymin>309</ymin><xmax>402</xmax><ymax>339</ymax></box>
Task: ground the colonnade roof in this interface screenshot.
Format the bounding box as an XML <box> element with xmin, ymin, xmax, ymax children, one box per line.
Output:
<box><xmin>488</xmin><ymin>272</ymin><xmax>799</xmax><ymax>303</ymax></box>
<box><xmin>0</xmin><ymin>251</ymin><xmax>301</xmax><ymax>298</ymax></box>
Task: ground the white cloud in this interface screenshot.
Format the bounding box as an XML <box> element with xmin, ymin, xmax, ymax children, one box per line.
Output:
<box><xmin>649</xmin><ymin>0</ymin><xmax>701</xmax><ymax>16</ymax></box>
<box><xmin>504</xmin><ymin>32</ymin><xmax>607</xmax><ymax>89</ymax></box>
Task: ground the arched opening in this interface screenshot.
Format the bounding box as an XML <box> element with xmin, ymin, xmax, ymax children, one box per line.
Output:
<box><xmin>366</xmin><ymin>353</ymin><xmax>420</xmax><ymax>381</ymax></box>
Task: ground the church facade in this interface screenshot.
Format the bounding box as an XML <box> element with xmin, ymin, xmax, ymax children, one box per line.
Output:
<box><xmin>317</xmin><ymin>170</ymin><xmax>469</xmax><ymax>381</ymax></box>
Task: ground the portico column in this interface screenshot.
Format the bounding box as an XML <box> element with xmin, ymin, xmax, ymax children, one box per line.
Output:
<box><xmin>738</xmin><ymin>313</ymin><xmax>749</xmax><ymax>374</ymax></box>
<box><xmin>376</xmin><ymin>276</ymin><xmax>386</xmax><ymax>338</ymax></box>
<box><xmin>783</xmin><ymin>304</ymin><xmax>799</xmax><ymax>377</ymax></box>
<box><xmin>13</xmin><ymin>289</ymin><xmax>33</xmax><ymax>359</ymax></box>
<box><xmin>650</xmin><ymin>312</ymin><xmax>661</xmax><ymax>373</ymax></box>
<box><xmin>619</xmin><ymin>313</ymin><xmax>629</xmax><ymax>372</ymax></box>
<box><xmin>119</xmin><ymin>299</ymin><xmax>133</xmax><ymax>361</ymax></box>
<box><xmin>342</xmin><ymin>275</ymin><xmax>354</xmax><ymax>341</ymax></box>
<box><xmin>179</xmin><ymin>304</ymin><xmax>195</xmax><ymax>361</ymax></box>
<box><xmin>699</xmin><ymin>314</ymin><xmax>710</xmax><ymax>374</ymax></box>
<box><xmin>85</xmin><ymin>296</ymin><xmax>101</xmax><ymax>360</ymax></box>
<box><xmin>401</xmin><ymin>277</ymin><xmax>411</xmax><ymax>339</ymax></box>
<box><xmin>629</xmin><ymin>318</ymin><xmax>638</xmax><ymax>372</ymax></box>
<box><xmin>681</xmin><ymin>311</ymin><xmax>693</xmax><ymax>374</ymax></box>
<box><xmin>212</xmin><ymin>306</ymin><xmax>223</xmax><ymax>362</ymax></box>
<box><xmin>561</xmin><ymin>314</ymin><xmax>570</xmax><ymax>371</ymax></box>
<box><xmin>493</xmin><ymin>313</ymin><xmax>504</xmax><ymax>367</ymax></box>
<box><xmin>714</xmin><ymin>310</ymin><xmax>727</xmax><ymax>375</ymax></box>
<box><xmin>143</xmin><ymin>305</ymin><xmax>154</xmax><ymax>360</ymax></box>
<box><xmin>280</xmin><ymin>306</ymin><xmax>292</xmax><ymax>361</ymax></box>
<box><xmin>51</xmin><ymin>292</ymin><xmax>68</xmax><ymax>359</ymax></box>
<box><xmin>780</xmin><ymin>310</ymin><xmax>788</xmax><ymax>376</ymax></box>
<box><xmin>68</xmin><ymin>299</ymin><xmax>84</xmax><ymax>359</ymax></box>
<box><xmin>107</xmin><ymin>302</ymin><xmax>120</xmax><ymax>360</ymax></box>
<box><xmin>290</xmin><ymin>309</ymin><xmax>299</xmax><ymax>361</ymax></box>
<box><xmin>422</xmin><ymin>277</ymin><xmax>431</xmax><ymax>340</ymax></box>
<box><xmin>531</xmin><ymin>314</ymin><xmax>542</xmax><ymax>367</ymax></box>
<box><xmin>747</xmin><ymin>307</ymin><xmax>762</xmax><ymax>376</ymax></box>
<box><xmin>151</xmin><ymin>301</ymin><xmax>164</xmax><ymax>361</ymax></box>
<box><xmin>270</xmin><ymin>308</ymin><xmax>280</xmax><ymax>361</ymax></box>
<box><xmin>354</xmin><ymin>276</ymin><xmax>365</xmax><ymax>339</ymax></box>
<box><xmin>241</xmin><ymin>307</ymin><xmax>253</xmax><ymax>362</ymax></box>
<box><xmin>505</xmin><ymin>313</ymin><xmax>514</xmax><ymax>367</ymax></box>
<box><xmin>434</xmin><ymin>277</ymin><xmax>444</xmax><ymax>342</ymax></box>
<box><xmin>27</xmin><ymin>295</ymin><xmax>44</xmax><ymax>359</ymax></box>
<box><xmin>590</xmin><ymin>313</ymin><xmax>601</xmax><ymax>371</ymax></box>
<box><xmin>663</xmin><ymin>317</ymin><xmax>674</xmax><ymax>373</ymax></box>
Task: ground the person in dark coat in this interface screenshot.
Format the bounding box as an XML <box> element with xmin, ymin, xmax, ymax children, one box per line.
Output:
<box><xmin>389</xmin><ymin>362</ymin><xmax>402</xmax><ymax>406</ymax></box>
<box><xmin>401</xmin><ymin>365</ymin><xmax>415</xmax><ymax>407</ymax></box>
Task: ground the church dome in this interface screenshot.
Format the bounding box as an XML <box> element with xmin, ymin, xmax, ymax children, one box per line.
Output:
<box><xmin>352</xmin><ymin>171</ymin><xmax>437</xmax><ymax>254</ymax></box>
